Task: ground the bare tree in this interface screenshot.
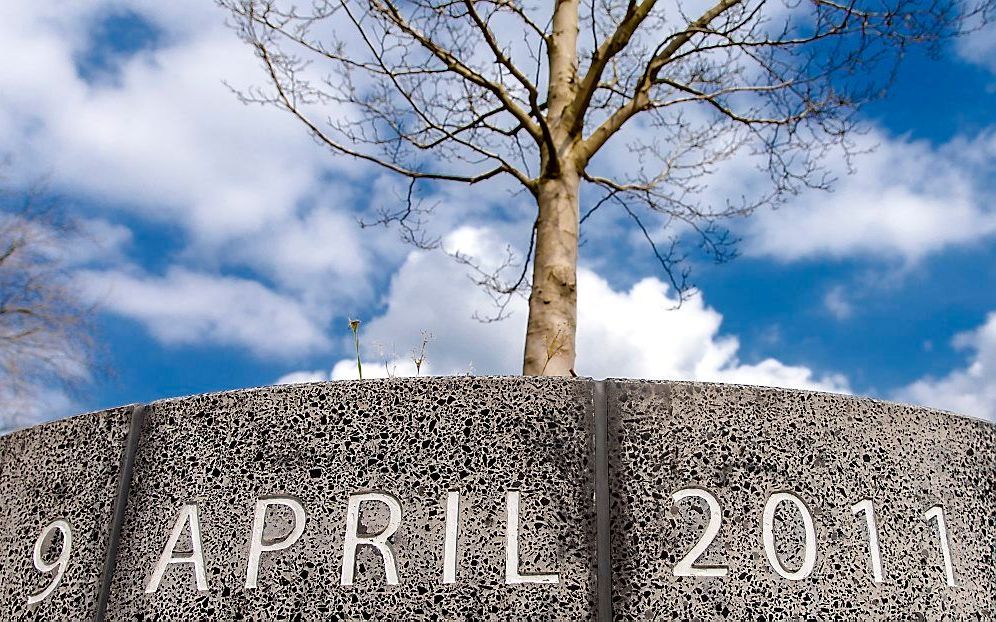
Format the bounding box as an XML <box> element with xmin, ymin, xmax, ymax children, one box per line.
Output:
<box><xmin>0</xmin><ymin>181</ymin><xmax>94</xmax><ymax>430</ymax></box>
<box><xmin>221</xmin><ymin>0</ymin><xmax>991</xmax><ymax>375</ymax></box>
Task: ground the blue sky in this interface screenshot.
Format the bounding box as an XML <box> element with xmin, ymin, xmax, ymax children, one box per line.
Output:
<box><xmin>1</xmin><ymin>1</ymin><xmax>994</xmax><ymax>427</ymax></box>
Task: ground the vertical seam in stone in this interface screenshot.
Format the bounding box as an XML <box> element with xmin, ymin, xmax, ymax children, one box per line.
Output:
<box><xmin>94</xmin><ymin>403</ymin><xmax>147</xmax><ymax>622</ymax></box>
<box><xmin>593</xmin><ymin>380</ymin><xmax>613</xmax><ymax>621</ymax></box>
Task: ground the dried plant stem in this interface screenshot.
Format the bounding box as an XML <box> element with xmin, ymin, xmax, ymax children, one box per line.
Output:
<box><xmin>348</xmin><ymin>318</ymin><xmax>363</xmax><ymax>380</ymax></box>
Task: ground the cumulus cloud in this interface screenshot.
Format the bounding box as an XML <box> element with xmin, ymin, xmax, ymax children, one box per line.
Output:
<box><xmin>746</xmin><ymin>130</ymin><xmax>996</xmax><ymax>263</ymax></box>
<box><xmin>77</xmin><ymin>267</ymin><xmax>331</xmax><ymax>358</ymax></box>
<box><xmin>7</xmin><ymin>0</ymin><xmax>991</xmax><ymax>421</ymax></box>
<box><xmin>63</xmin><ymin>218</ymin><xmax>134</xmax><ymax>266</ymax></box>
<box><xmin>574</xmin><ymin>272</ymin><xmax>848</xmax><ymax>391</ymax></box>
<box><xmin>274</xmin><ymin>370</ymin><xmax>331</xmax><ymax>385</ymax></box>
<box><xmin>329</xmin><ymin>227</ymin><xmax>529</xmax><ymax>379</ymax></box>
<box><xmin>0</xmin><ymin>385</ymin><xmax>78</xmax><ymax>432</ymax></box>
<box><xmin>281</xmin><ymin>227</ymin><xmax>848</xmax><ymax>393</ymax></box>
<box><xmin>1</xmin><ymin>3</ymin><xmax>318</xmax><ymax>236</ymax></box>
<box><xmin>220</xmin><ymin>202</ymin><xmax>376</xmax><ymax>300</ymax></box>
<box><xmin>579</xmin><ymin>112</ymin><xmax>996</xmax><ymax>275</ymax></box>
<box><xmin>958</xmin><ymin>19</ymin><xmax>996</xmax><ymax>74</ymax></box>
<box><xmin>895</xmin><ymin>313</ymin><xmax>996</xmax><ymax>423</ymax></box>
<box><xmin>0</xmin><ymin>1</ymin><xmax>432</xmax><ymax>362</ymax></box>
<box><xmin>0</xmin><ymin>1</ymin><xmax>388</xmax><ymax>294</ymax></box>
<box><xmin>823</xmin><ymin>285</ymin><xmax>854</xmax><ymax>320</ymax></box>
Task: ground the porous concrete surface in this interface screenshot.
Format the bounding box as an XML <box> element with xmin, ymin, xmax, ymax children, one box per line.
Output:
<box><xmin>104</xmin><ymin>377</ymin><xmax>596</xmax><ymax>620</ymax></box>
<box><xmin>607</xmin><ymin>380</ymin><xmax>996</xmax><ymax>619</ymax></box>
<box><xmin>0</xmin><ymin>406</ymin><xmax>131</xmax><ymax>620</ymax></box>
<box><xmin>1</xmin><ymin>378</ymin><xmax>994</xmax><ymax>620</ymax></box>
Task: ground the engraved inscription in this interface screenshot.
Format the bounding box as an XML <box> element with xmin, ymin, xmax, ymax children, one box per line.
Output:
<box><xmin>762</xmin><ymin>492</ymin><xmax>817</xmax><ymax>581</ymax></box>
<box><xmin>505</xmin><ymin>491</ymin><xmax>560</xmax><ymax>585</ymax></box>
<box><xmin>667</xmin><ymin>489</ymin><xmax>957</xmax><ymax>586</ymax></box>
<box><xmin>851</xmin><ymin>499</ymin><xmax>884</xmax><ymax>583</ymax></box>
<box><xmin>671</xmin><ymin>488</ymin><xmax>728</xmax><ymax>577</ymax></box>
<box><xmin>442</xmin><ymin>490</ymin><xmax>460</xmax><ymax>585</ymax></box>
<box><xmin>925</xmin><ymin>505</ymin><xmax>956</xmax><ymax>587</ymax></box>
<box><xmin>146</xmin><ymin>504</ymin><xmax>207</xmax><ymax>593</ymax></box>
<box><xmin>340</xmin><ymin>492</ymin><xmax>403</xmax><ymax>586</ymax></box>
<box><xmin>27</xmin><ymin>519</ymin><xmax>72</xmax><ymax>605</ymax></box>
<box><xmin>135</xmin><ymin>489</ymin><xmax>561</xmax><ymax>594</ymax></box>
<box><xmin>246</xmin><ymin>497</ymin><xmax>306</xmax><ymax>589</ymax></box>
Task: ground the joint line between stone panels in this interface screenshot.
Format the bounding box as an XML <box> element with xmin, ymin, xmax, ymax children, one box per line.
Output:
<box><xmin>94</xmin><ymin>403</ymin><xmax>148</xmax><ymax>622</ymax></box>
<box><xmin>593</xmin><ymin>380</ymin><xmax>613</xmax><ymax>621</ymax></box>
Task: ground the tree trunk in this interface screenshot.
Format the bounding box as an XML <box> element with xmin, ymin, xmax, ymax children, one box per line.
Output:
<box><xmin>522</xmin><ymin>166</ymin><xmax>580</xmax><ymax>375</ymax></box>
<box><xmin>522</xmin><ymin>0</ymin><xmax>581</xmax><ymax>375</ymax></box>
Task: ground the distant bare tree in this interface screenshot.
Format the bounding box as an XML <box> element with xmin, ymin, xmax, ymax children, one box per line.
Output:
<box><xmin>0</xmin><ymin>181</ymin><xmax>93</xmax><ymax>430</ymax></box>
<box><xmin>222</xmin><ymin>0</ymin><xmax>991</xmax><ymax>375</ymax></box>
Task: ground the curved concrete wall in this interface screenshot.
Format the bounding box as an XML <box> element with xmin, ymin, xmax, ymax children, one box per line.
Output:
<box><xmin>0</xmin><ymin>377</ymin><xmax>992</xmax><ymax>619</ymax></box>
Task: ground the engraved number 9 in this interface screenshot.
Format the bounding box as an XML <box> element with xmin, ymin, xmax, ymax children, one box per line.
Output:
<box><xmin>27</xmin><ymin>520</ymin><xmax>72</xmax><ymax>605</ymax></box>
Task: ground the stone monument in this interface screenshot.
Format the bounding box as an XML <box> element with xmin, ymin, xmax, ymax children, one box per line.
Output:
<box><xmin>0</xmin><ymin>377</ymin><xmax>992</xmax><ymax>619</ymax></box>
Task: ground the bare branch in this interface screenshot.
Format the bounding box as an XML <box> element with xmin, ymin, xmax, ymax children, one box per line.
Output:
<box><xmin>219</xmin><ymin>0</ymin><xmax>993</xmax><ymax>372</ymax></box>
<box><xmin>254</xmin><ymin>41</ymin><xmax>524</xmax><ymax>186</ymax></box>
<box><xmin>461</xmin><ymin>0</ymin><xmax>559</xmax><ymax>164</ymax></box>
<box><xmin>578</xmin><ymin>0</ymin><xmax>746</xmax><ymax>162</ymax></box>
<box><xmin>571</xmin><ymin>0</ymin><xmax>658</xmax><ymax>134</ymax></box>
<box><xmin>372</xmin><ymin>0</ymin><xmax>544</xmax><ymax>144</ymax></box>
<box><xmin>0</xmin><ymin>178</ymin><xmax>96</xmax><ymax>429</ymax></box>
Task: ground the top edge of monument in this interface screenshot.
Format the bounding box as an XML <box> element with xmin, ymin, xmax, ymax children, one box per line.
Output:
<box><xmin>2</xmin><ymin>375</ymin><xmax>992</xmax><ymax>439</ymax></box>
<box><xmin>604</xmin><ymin>377</ymin><xmax>995</xmax><ymax>428</ymax></box>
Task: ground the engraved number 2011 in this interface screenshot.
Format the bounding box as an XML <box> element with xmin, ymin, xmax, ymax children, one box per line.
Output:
<box><xmin>671</xmin><ymin>490</ymin><xmax>956</xmax><ymax>586</ymax></box>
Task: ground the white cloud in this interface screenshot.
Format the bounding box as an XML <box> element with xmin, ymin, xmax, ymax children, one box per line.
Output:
<box><xmin>221</xmin><ymin>203</ymin><xmax>375</xmax><ymax>299</ymax></box>
<box><xmin>331</xmin><ymin>357</ymin><xmax>425</xmax><ymax>381</ymax></box>
<box><xmin>54</xmin><ymin>25</ymin><xmax>324</xmax><ymax>238</ymax></box>
<box><xmin>0</xmin><ymin>1</ymin><xmax>432</xmax><ymax>360</ymax></box>
<box><xmin>582</xmin><ymin>109</ymin><xmax>996</xmax><ymax>271</ymax></box>
<box><xmin>283</xmin><ymin>227</ymin><xmax>848</xmax><ymax>393</ymax></box>
<box><xmin>823</xmin><ymin>285</ymin><xmax>854</xmax><ymax>320</ymax></box>
<box><xmin>574</xmin><ymin>272</ymin><xmax>848</xmax><ymax>391</ymax></box>
<box><xmin>0</xmin><ymin>384</ymin><xmax>78</xmax><ymax>433</ymax></box>
<box><xmin>77</xmin><ymin>267</ymin><xmax>331</xmax><ymax>358</ymax></box>
<box><xmin>274</xmin><ymin>370</ymin><xmax>330</xmax><ymax>385</ymax></box>
<box><xmin>958</xmin><ymin>19</ymin><xmax>996</xmax><ymax>74</ymax></box>
<box><xmin>0</xmin><ymin>1</ymin><xmax>382</xmax><ymax>286</ymax></box>
<box><xmin>340</xmin><ymin>227</ymin><xmax>529</xmax><ymax>376</ymax></box>
<box><xmin>64</xmin><ymin>218</ymin><xmax>134</xmax><ymax>266</ymax></box>
<box><xmin>746</xmin><ymin>131</ymin><xmax>996</xmax><ymax>262</ymax></box>
<box><xmin>895</xmin><ymin>313</ymin><xmax>996</xmax><ymax>423</ymax></box>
